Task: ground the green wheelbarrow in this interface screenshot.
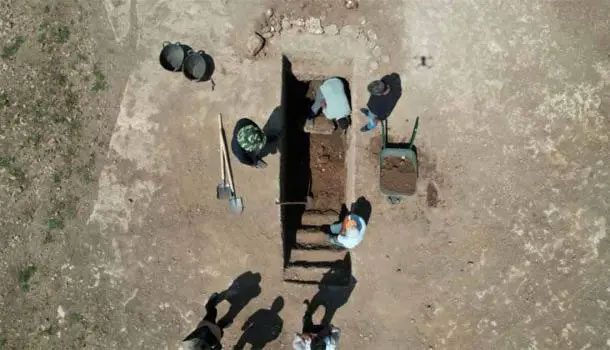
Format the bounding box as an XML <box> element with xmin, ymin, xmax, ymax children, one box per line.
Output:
<box><xmin>379</xmin><ymin>116</ymin><xmax>419</xmax><ymax>204</ymax></box>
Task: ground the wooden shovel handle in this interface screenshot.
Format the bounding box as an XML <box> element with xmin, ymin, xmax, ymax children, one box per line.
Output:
<box><xmin>218</xmin><ymin>114</ymin><xmax>236</xmax><ymax>192</ymax></box>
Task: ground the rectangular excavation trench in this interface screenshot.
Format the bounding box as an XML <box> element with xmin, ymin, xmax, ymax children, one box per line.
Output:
<box><xmin>279</xmin><ymin>56</ymin><xmax>352</xmax><ymax>285</ymax></box>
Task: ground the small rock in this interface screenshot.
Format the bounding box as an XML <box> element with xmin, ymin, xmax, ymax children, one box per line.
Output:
<box><xmin>305</xmin><ymin>17</ymin><xmax>324</xmax><ymax>34</ymax></box>
<box><xmin>292</xmin><ymin>18</ymin><xmax>305</xmax><ymax>27</ymax></box>
<box><xmin>325</xmin><ymin>24</ymin><xmax>339</xmax><ymax>35</ymax></box>
<box><xmin>246</xmin><ymin>33</ymin><xmax>265</xmax><ymax>57</ymax></box>
<box><xmin>340</xmin><ymin>25</ymin><xmax>359</xmax><ymax>38</ymax></box>
<box><xmin>372</xmin><ymin>45</ymin><xmax>382</xmax><ymax>57</ymax></box>
<box><xmin>269</xmin><ymin>16</ymin><xmax>280</xmax><ymax>28</ymax></box>
<box><xmin>366</xmin><ymin>29</ymin><xmax>377</xmax><ymax>42</ymax></box>
<box><xmin>262</xmin><ymin>32</ymin><xmax>274</xmax><ymax>39</ymax></box>
<box><xmin>265</xmin><ymin>8</ymin><xmax>274</xmax><ymax>18</ymax></box>
<box><xmin>281</xmin><ymin>18</ymin><xmax>292</xmax><ymax>30</ymax></box>
<box><xmin>345</xmin><ymin>0</ymin><xmax>358</xmax><ymax>9</ymax></box>
<box><xmin>369</xmin><ymin>61</ymin><xmax>379</xmax><ymax>71</ymax></box>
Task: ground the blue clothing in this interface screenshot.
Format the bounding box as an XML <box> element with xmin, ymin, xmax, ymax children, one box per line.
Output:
<box><xmin>329</xmin><ymin>214</ymin><xmax>366</xmax><ymax>249</ymax></box>
<box><xmin>361</xmin><ymin>109</ymin><xmax>379</xmax><ymax>131</ymax></box>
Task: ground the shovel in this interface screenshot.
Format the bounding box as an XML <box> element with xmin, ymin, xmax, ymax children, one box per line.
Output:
<box><xmin>218</xmin><ymin>114</ymin><xmax>244</xmax><ymax>214</ymax></box>
<box><xmin>275</xmin><ymin>196</ymin><xmax>314</xmax><ymax>209</ymax></box>
<box><xmin>216</xmin><ymin>115</ymin><xmax>232</xmax><ymax>200</ymax></box>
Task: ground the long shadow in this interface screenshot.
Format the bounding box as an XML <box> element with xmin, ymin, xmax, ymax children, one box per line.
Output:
<box><xmin>216</xmin><ymin>271</ymin><xmax>262</xmax><ymax>328</ymax></box>
<box><xmin>260</xmin><ymin>106</ymin><xmax>283</xmax><ymax>158</ymax></box>
<box><xmin>234</xmin><ymin>296</ymin><xmax>284</xmax><ymax>350</ymax></box>
<box><xmin>183</xmin><ymin>293</ymin><xmax>225</xmax><ymax>349</ymax></box>
<box><xmin>280</xmin><ymin>56</ymin><xmax>313</xmax><ymax>265</ymax></box>
<box><xmin>305</xmin><ymin>272</ymin><xmax>357</xmax><ymax>326</ymax></box>
<box><xmin>185</xmin><ymin>272</ymin><xmax>261</xmax><ymax>349</ymax></box>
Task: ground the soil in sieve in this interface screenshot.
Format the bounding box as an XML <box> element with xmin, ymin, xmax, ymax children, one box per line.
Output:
<box><xmin>380</xmin><ymin>156</ymin><xmax>417</xmax><ymax>195</ymax></box>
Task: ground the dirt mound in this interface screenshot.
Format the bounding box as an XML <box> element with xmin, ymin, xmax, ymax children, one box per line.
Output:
<box><xmin>380</xmin><ymin>156</ymin><xmax>416</xmax><ymax>195</ymax></box>
<box><xmin>310</xmin><ymin>133</ymin><xmax>346</xmax><ymax>210</ymax></box>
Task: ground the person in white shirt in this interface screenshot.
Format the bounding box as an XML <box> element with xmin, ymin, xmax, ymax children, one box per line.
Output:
<box><xmin>308</xmin><ymin>77</ymin><xmax>352</xmax><ymax>130</ymax></box>
<box><xmin>326</xmin><ymin>214</ymin><xmax>366</xmax><ymax>249</ymax></box>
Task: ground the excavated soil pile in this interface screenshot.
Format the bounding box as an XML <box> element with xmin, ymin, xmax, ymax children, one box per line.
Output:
<box><xmin>309</xmin><ymin>133</ymin><xmax>346</xmax><ymax>210</ymax></box>
<box><xmin>380</xmin><ymin>156</ymin><xmax>416</xmax><ymax>195</ymax></box>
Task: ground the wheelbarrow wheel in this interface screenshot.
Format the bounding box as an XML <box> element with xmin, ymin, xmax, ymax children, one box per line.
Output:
<box><xmin>387</xmin><ymin>196</ymin><xmax>402</xmax><ymax>205</ymax></box>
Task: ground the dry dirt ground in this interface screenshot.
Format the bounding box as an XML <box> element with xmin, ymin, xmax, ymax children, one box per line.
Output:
<box><xmin>1</xmin><ymin>0</ymin><xmax>609</xmax><ymax>349</ymax></box>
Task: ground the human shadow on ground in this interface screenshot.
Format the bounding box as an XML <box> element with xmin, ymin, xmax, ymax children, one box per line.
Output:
<box><xmin>298</xmin><ymin>306</ymin><xmax>336</xmax><ymax>349</ymax></box>
<box><xmin>305</xmin><ymin>274</ymin><xmax>357</xmax><ymax>326</ymax></box>
<box><xmin>234</xmin><ymin>296</ymin><xmax>284</xmax><ymax>350</ymax></box>
<box><xmin>215</xmin><ymin>271</ymin><xmax>263</xmax><ymax>328</ymax></box>
<box><xmin>260</xmin><ymin>106</ymin><xmax>283</xmax><ymax>158</ymax></box>
<box><xmin>325</xmin><ymin>197</ymin><xmax>371</xmax><ymax>229</ymax></box>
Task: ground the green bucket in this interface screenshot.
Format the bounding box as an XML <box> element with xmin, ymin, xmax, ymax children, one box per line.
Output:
<box><xmin>379</xmin><ymin>117</ymin><xmax>419</xmax><ymax>204</ymax></box>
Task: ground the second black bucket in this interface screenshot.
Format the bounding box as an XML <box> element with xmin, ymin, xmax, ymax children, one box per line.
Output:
<box><xmin>183</xmin><ymin>50</ymin><xmax>215</xmax><ymax>82</ymax></box>
<box><xmin>160</xmin><ymin>41</ymin><xmax>192</xmax><ymax>72</ymax></box>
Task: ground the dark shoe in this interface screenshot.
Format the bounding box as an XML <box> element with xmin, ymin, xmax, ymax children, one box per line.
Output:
<box><xmin>360</xmin><ymin>124</ymin><xmax>372</xmax><ymax>132</ymax></box>
<box><xmin>255</xmin><ymin>159</ymin><xmax>267</xmax><ymax>169</ymax></box>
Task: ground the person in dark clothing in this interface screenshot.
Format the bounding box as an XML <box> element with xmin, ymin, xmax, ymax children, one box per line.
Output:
<box><xmin>359</xmin><ymin>73</ymin><xmax>402</xmax><ymax>132</ymax></box>
<box><xmin>183</xmin><ymin>293</ymin><xmax>224</xmax><ymax>350</ymax></box>
<box><xmin>231</xmin><ymin>118</ymin><xmax>268</xmax><ymax>168</ymax></box>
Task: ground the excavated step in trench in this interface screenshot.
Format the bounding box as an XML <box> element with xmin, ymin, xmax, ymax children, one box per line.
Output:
<box><xmin>289</xmin><ymin>248</ymin><xmax>348</xmax><ymax>264</ymax></box>
<box><xmin>295</xmin><ymin>228</ymin><xmax>336</xmax><ymax>248</ymax></box>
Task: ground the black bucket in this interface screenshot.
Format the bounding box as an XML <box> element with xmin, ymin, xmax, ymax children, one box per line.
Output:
<box><xmin>183</xmin><ymin>50</ymin><xmax>215</xmax><ymax>82</ymax></box>
<box><xmin>159</xmin><ymin>41</ymin><xmax>192</xmax><ymax>72</ymax></box>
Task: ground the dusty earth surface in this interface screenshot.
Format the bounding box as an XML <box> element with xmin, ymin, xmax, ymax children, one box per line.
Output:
<box><xmin>309</xmin><ymin>133</ymin><xmax>346</xmax><ymax>211</ymax></box>
<box><xmin>1</xmin><ymin>0</ymin><xmax>609</xmax><ymax>349</ymax></box>
<box><xmin>380</xmin><ymin>157</ymin><xmax>417</xmax><ymax>195</ymax></box>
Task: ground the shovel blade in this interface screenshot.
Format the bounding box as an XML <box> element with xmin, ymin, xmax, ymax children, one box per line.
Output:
<box><xmin>229</xmin><ymin>197</ymin><xmax>244</xmax><ymax>214</ymax></box>
<box><xmin>216</xmin><ymin>183</ymin><xmax>232</xmax><ymax>200</ymax></box>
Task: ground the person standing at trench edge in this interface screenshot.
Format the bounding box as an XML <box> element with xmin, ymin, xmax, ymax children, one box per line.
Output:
<box><xmin>231</xmin><ymin>118</ymin><xmax>269</xmax><ymax>169</ymax></box>
<box><xmin>324</xmin><ymin>214</ymin><xmax>366</xmax><ymax>249</ymax></box>
<box><xmin>360</xmin><ymin>73</ymin><xmax>402</xmax><ymax>132</ymax></box>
